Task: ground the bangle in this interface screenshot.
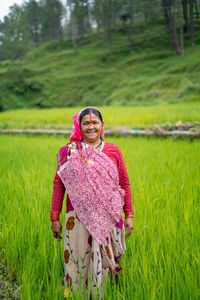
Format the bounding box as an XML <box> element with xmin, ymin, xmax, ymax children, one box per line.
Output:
<box><xmin>125</xmin><ymin>212</ymin><xmax>134</xmax><ymax>219</ymax></box>
<box><xmin>125</xmin><ymin>215</ymin><xmax>134</xmax><ymax>219</ymax></box>
<box><xmin>50</xmin><ymin>212</ymin><xmax>60</xmax><ymax>221</ymax></box>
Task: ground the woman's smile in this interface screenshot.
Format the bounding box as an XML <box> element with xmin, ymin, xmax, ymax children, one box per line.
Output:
<box><xmin>87</xmin><ymin>130</ymin><xmax>97</xmax><ymax>134</ymax></box>
<box><xmin>80</xmin><ymin>113</ymin><xmax>103</xmax><ymax>144</ymax></box>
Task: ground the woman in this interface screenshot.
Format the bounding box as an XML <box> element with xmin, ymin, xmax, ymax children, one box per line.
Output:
<box><xmin>50</xmin><ymin>107</ymin><xmax>134</xmax><ymax>296</ymax></box>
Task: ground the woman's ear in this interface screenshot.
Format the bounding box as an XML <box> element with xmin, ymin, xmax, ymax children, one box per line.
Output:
<box><xmin>101</xmin><ymin>122</ymin><xmax>104</xmax><ymax>140</ymax></box>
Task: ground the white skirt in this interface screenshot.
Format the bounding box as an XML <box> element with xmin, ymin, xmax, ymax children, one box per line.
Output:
<box><xmin>63</xmin><ymin>210</ymin><xmax>126</xmax><ymax>296</ymax></box>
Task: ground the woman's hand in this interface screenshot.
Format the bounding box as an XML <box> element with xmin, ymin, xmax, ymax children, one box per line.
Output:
<box><xmin>124</xmin><ymin>217</ymin><xmax>133</xmax><ymax>238</ymax></box>
<box><xmin>51</xmin><ymin>220</ymin><xmax>62</xmax><ymax>239</ymax></box>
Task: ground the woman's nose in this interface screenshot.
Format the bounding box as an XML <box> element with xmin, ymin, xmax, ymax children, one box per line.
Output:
<box><xmin>88</xmin><ymin>122</ymin><xmax>94</xmax><ymax>128</ymax></box>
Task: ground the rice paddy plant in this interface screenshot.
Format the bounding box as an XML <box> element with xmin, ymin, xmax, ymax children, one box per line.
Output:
<box><xmin>0</xmin><ymin>102</ymin><xmax>200</xmax><ymax>130</ymax></box>
<box><xmin>0</xmin><ymin>135</ymin><xmax>199</xmax><ymax>299</ymax></box>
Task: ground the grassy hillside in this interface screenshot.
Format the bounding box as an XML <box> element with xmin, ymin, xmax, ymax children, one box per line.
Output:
<box><xmin>0</xmin><ymin>23</ymin><xmax>200</xmax><ymax>110</ymax></box>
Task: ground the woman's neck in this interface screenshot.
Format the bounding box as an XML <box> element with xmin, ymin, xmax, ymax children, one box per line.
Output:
<box><xmin>84</xmin><ymin>139</ymin><xmax>101</xmax><ymax>148</ymax></box>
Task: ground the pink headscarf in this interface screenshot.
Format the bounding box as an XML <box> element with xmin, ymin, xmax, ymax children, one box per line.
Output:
<box><xmin>70</xmin><ymin>107</ymin><xmax>104</xmax><ymax>142</ymax></box>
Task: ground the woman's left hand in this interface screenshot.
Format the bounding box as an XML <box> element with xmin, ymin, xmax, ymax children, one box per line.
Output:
<box><xmin>124</xmin><ymin>218</ymin><xmax>134</xmax><ymax>238</ymax></box>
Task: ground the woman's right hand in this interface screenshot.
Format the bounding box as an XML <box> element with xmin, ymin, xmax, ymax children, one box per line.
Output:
<box><xmin>51</xmin><ymin>220</ymin><xmax>62</xmax><ymax>239</ymax></box>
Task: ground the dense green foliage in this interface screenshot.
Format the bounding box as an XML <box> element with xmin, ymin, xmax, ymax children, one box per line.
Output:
<box><xmin>0</xmin><ymin>0</ymin><xmax>199</xmax><ymax>59</ymax></box>
<box><xmin>0</xmin><ymin>135</ymin><xmax>199</xmax><ymax>299</ymax></box>
<box><xmin>0</xmin><ymin>23</ymin><xmax>200</xmax><ymax>111</ymax></box>
<box><xmin>1</xmin><ymin>1</ymin><xmax>199</xmax><ymax>297</ymax></box>
<box><xmin>0</xmin><ymin>0</ymin><xmax>200</xmax><ymax>111</ymax></box>
<box><xmin>0</xmin><ymin>103</ymin><xmax>200</xmax><ymax>129</ymax></box>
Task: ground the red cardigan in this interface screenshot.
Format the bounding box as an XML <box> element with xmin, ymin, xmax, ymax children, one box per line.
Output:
<box><xmin>50</xmin><ymin>142</ymin><xmax>134</xmax><ymax>221</ymax></box>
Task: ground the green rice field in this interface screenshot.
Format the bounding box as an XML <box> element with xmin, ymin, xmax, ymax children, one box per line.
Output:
<box><xmin>0</xmin><ymin>134</ymin><xmax>199</xmax><ymax>299</ymax></box>
<box><xmin>0</xmin><ymin>102</ymin><xmax>200</xmax><ymax>130</ymax></box>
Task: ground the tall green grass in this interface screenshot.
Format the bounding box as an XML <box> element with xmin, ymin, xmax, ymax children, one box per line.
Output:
<box><xmin>0</xmin><ymin>135</ymin><xmax>199</xmax><ymax>299</ymax></box>
<box><xmin>0</xmin><ymin>102</ymin><xmax>200</xmax><ymax>129</ymax></box>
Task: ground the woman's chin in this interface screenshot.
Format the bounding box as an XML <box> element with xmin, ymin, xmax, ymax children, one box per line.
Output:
<box><xmin>84</xmin><ymin>134</ymin><xmax>99</xmax><ymax>143</ymax></box>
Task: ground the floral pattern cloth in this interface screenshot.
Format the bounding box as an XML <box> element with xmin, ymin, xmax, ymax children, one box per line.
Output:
<box><xmin>57</xmin><ymin>142</ymin><xmax>125</xmax><ymax>245</ymax></box>
<box><xmin>64</xmin><ymin>210</ymin><xmax>126</xmax><ymax>295</ymax></box>
<box><xmin>57</xmin><ymin>140</ymin><xmax>126</xmax><ymax>295</ymax></box>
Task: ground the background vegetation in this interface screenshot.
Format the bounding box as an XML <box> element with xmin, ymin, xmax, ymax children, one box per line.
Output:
<box><xmin>0</xmin><ymin>1</ymin><xmax>199</xmax><ymax>299</ymax></box>
<box><xmin>0</xmin><ymin>0</ymin><xmax>200</xmax><ymax>111</ymax></box>
<box><xmin>0</xmin><ymin>103</ymin><xmax>200</xmax><ymax>129</ymax></box>
<box><xmin>0</xmin><ymin>135</ymin><xmax>199</xmax><ymax>299</ymax></box>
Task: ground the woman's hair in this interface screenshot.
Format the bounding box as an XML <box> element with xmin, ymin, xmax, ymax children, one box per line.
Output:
<box><xmin>79</xmin><ymin>107</ymin><xmax>103</xmax><ymax>124</ymax></box>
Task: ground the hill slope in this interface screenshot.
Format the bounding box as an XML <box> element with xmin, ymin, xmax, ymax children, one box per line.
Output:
<box><xmin>0</xmin><ymin>23</ymin><xmax>200</xmax><ymax>110</ymax></box>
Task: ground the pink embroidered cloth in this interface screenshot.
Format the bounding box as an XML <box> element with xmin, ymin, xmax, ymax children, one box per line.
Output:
<box><xmin>57</xmin><ymin>142</ymin><xmax>125</xmax><ymax>245</ymax></box>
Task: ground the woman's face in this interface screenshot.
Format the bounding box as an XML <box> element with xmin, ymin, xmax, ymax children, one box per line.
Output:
<box><xmin>80</xmin><ymin>113</ymin><xmax>103</xmax><ymax>143</ymax></box>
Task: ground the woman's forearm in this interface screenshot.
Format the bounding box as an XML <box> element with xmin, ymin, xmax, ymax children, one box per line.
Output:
<box><xmin>50</xmin><ymin>172</ymin><xmax>65</xmax><ymax>221</ymax></box>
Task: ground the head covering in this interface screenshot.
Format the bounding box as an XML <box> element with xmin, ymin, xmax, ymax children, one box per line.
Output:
<box><xmin>70</xmin><ymin>107</ymin><xmax>104</xmax><ymax>142</ymax></box>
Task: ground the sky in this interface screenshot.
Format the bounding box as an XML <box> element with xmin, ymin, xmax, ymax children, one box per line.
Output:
<box><xmin>0</xmin><ymin>0</ymin><xmax>25</xmax><ymax>21</ymax></box>
<box><xmin>0</xmin><ymin>0</ymin><xmax>68</xmax><ymax>22</ymax></box>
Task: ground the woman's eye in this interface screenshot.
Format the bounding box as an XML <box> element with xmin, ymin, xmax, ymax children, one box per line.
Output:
<box><xmin>82</xmin><ymin>120</ymin><xmax>100</xmax><ymax>126</ymax></box>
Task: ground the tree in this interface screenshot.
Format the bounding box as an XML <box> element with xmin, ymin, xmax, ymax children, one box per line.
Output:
<box><xmin>194</xmin><ymin>0</ymin><xmax>199</xmax><ymax>18</ymax></box>
<box><xmin>182</xmin><ymin>0</ymin><xmax>189</xmax><ymax>32</ymax></box>
<box><xmin>168</xmin><ymin>2</ymin><xmax>181</xmax><ymax>55</ymax></box>
<box><xmin>1</xmin><ymin>5</ymin><xmax>30</xmax><ymax>80</ymax></box>
<box><xmin>141</xmin><ymin>0</ymin><xmax>159</xmax><ymax>21</ymax></box>
<box><xmin>0</xmin><ymin>20</ymin><xmax>9</xmax><ymax>60</ymax></box>
<box><xmin>24</xmin><ymin>0</ymin><xmax>41</xmax><ymax>48</ymax></box>
<box><xmin>120</xmin><ymin>0</ymin><xmax>134</xmax><ymax>53</ymax></box>
<box><xmin>40</xmin><ymin>0</ymin><xmax>63</xmax><ymax>48</ymax></box>
<box><xmin>74</xmin><ymin>0</ymin><xmax>90</xmax><ymax>40</ymax></box>
<box><xmin>162</xmin><ymin>0</ymin><xmax>170</xmax><ymax>31</ymax></box>
<box><xmin>178</xmin><ymin>0</ymin><xmax>184</xmax><ymax>55</ymax></box>
<box><xmin>189</xmin><ymin>0</ymin><xmax>195</xmax><ymax>48</ymax></box>
<box><xmin>91</xmin><ymin>0</ymin><xmax>114</xmax><ymax>48</ymax></box>
<box><xmin>68</xmin><ymin>0</ymin><xmax>78</xmax><ymax>52</ymax></box>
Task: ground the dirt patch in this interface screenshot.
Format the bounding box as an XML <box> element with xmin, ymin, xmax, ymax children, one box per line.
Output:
<box><xmin>0</xmin><ymin>264</ymin><xmax>20</xmax><ymax>300</ymax></box>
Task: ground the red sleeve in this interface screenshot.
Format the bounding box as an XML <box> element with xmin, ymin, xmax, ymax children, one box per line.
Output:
<box><xmin>103</xmin><ymin>143</ymin><xmax>134</xmax><ymax>218</ymax></box>
<box><xmin>116</xmin><ymin>147</ymin><xmax>134</xmax><ymax>218</ymax></box>
<box><xmin>50</xmin><ymin>171</ymin><xmax>66</xmax><ymax>221</ymax></box>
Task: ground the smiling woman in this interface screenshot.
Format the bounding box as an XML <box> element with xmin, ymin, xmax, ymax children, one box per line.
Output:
<box><xmin>50</xmin><ymin>107</ymin><xmax>134</xmax><ymax>298</ymax></box>
<box><xmin>79</xmin><ymin>110</ymin><xmax>103</xmax><ymax>147</ymax></box>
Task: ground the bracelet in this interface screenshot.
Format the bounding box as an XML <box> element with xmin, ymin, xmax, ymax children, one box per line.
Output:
<box><xmin>125</xmin><ymin>212</ymin><xmax>134</xmax><ymax>219</ymax></box>
<box><xmin>125</xmin><ymin>215</ymin><xmax>134</xmax><ymax>219</ymax></box>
